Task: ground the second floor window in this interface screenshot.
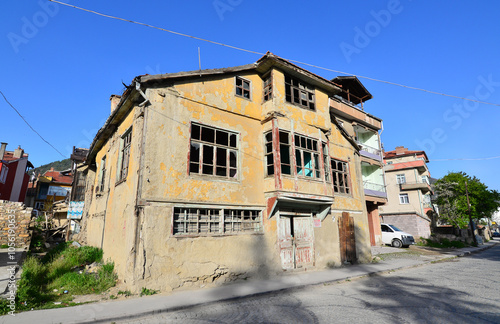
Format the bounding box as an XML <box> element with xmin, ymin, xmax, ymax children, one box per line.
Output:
<box><xmin>235</xmin><ymin>77</ymin><xmax>251</xmax><ymax>99</ymax></box>
<box><xmin>97</xmin><ymin>156</ymin><xmax>106</xmax><ymax>192</ymax></box>
<box><xmin>117</xmin><ymin>128</ymin><xmax>132</xmax><ymax>183</ymax></box>
<box><xmin>189</xmin><ymin>123</ymin><xmax>238</xmax><ymax>179</ymax></box>
<box><xmin>263</xmin><ymin>74</ymin><xmax>272</xmax><ymax>102</ymax></box>
<box><xmin>285</xmin><ymin>75</ymin><xmax>315</xmax><ymax>110</ymax></box>
<box><xmin>295</xmin><ymin>134</ymin><xmax>320</xmax><ymax>179</ymax></box>
<box><xmin>0</xmin><ymin>166</ymin><xmax>8</xmax><ymax>184</ymax></box>
<box><xmin>331</xmin><ymin>159</ymin><xmax>350</xmax><ymax>195</ymax></box>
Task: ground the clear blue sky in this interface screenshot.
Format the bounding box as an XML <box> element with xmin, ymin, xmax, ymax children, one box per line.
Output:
<box><xmin>1</xmin><ymin>0</ymin><xmax>499</xmax><ymax>191</ymax></box>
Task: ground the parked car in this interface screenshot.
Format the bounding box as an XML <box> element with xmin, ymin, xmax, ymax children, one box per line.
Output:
<box><xmin>381</xmin><ymin>223</ymin><xmax>415</xmax><ymax>248</ymax></box>
<box><xmin>492</xmin><ymin>232</ymin><xmax>500</xmax><ymax>238</ymax></box>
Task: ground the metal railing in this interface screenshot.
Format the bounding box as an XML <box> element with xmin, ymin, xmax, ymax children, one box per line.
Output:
<box><xmin>357</xmin><ymin>142</ymin><xmax>382</xmax><ymax>156</ymax></box>
<box><xmin>363</xmin><ymin>181</ymin><xmax>386</xmax><ymax>192</ymax></box>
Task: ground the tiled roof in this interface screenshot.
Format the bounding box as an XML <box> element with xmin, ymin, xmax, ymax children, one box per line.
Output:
<box><xmin>43</xmin><ymin>171</ymin><xmax>73</xmax><ymax>185</ymax></box>
<box><xmin>384</xmin><ymin>150</ymin><xmax>425</xmax><ymax>159</ymax></box>
<box><xmin>2</xmin><ymin>152</ymin><xmax>29</xmax><ymax>162</ymax></box>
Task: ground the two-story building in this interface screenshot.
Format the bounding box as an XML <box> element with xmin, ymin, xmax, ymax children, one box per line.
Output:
<box><xmin>329</xmin><ymin>77</ymin><xmax>387</xmax><ymax>246</ymax></box>
<box><xmin>83</xmin><ymin>53</ymin><xmax>376</xmax><ymax>292</ymax></box>
<box><xmin>0</xmin><ymin>143</ymin><xmax>33</xmax><ymax>203</ymax></box>
<box><xmin>380</xmin><ymin>146</ymin><xmax>433</xmax><ymax>239</ymax></box>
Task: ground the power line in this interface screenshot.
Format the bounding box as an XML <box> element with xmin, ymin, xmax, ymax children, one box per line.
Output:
<box><xmin>50</xmin><ymin>0</ymin><xmax>500</xmax><ymax>107</ymax></box>
<box><xmin>0</xmin><ymin>90</ymin><xmax>65</xmax><ymax>158</ymax></box>
<box><xmin>430</xmin><ymin>156</ymin><xmax>500</xmax><ymax>162</ymax></box>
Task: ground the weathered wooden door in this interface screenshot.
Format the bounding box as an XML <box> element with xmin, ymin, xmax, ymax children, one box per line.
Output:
<box><xmin>278</xmin><ymin>212</ymin><xmax>314</xmax><ymax>269</ymax></box>
<box><xmin>339</xmin><ymin>212</ymin><xmax>356</xmax><ymax>264</ymax></box>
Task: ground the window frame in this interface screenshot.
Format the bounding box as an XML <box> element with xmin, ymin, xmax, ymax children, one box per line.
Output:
<box><xmin>264</xmin><ymin>131</ymin><xmax>274</xmax><ymax>176</ymax></box>
<box><xmin>0</xmin><ymin>165</ymin><xmax>8</xmax><ymax>184</ymax></box>
<box><xmin>172</xmin><ymin>207</ymin><xmax>263</xmax><ymax>237</ymax></box>
<box><xmin>396</xmin><ymin>174</ymin><xmax>406</xmax><ymax>184</ymax></box>
<box><xmin>263</xmin><ymin>73</ymin><xmax>273</xmax><ymax>102</ymax></box>
<box><xmin>96</xmin><ymin>156</ymin><xmax>106</xmax><ymax>193</ymax></box>
<box><xmin>399</xmin><ymin>193</ymin><xmax>410</xmax><ymax>204</ymax></box>
<box><xmin>235</xmin><ymin>76</ymin><xmax>251</xmax><ymax>100</ymax></box>
<box><xmin>189</xmin><ymin>122</ymin><xmax>239</xmax><ymax>180</ymax></box>
<box><xmin>294</xmin><ymin>133</ymin><xmax>321</xmax><ymax>179</ymax></box>
<box><xmin>331</xmin><ymin>158</ymin><xmax>351</xmax><ymax>195</ymax></box>
<box><xmin>117</xmin><ymin>127</ymin><xmax>132</xmax><ymax>184</ymax></box>
<box><xmin>285</xmin><ymin>75</ymin><xmax>315</xmax><ymax>111</ymax></box>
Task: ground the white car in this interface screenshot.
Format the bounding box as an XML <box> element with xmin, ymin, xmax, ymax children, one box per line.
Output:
<box><xmin>381</xmin><ymin>223</ymin><xmax>415</xmax><ymax>248</ymax></box>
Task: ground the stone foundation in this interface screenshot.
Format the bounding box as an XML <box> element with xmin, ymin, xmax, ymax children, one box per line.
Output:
<box><xmin>0</xmin><ymin>200</ymin><xmax>33</xmax><ymax>248</ymax></box>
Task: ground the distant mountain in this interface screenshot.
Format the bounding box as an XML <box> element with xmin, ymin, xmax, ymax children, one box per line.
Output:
<box><xmin>32</xmin><ymin>158</ymin><xmax>72</xmax><ymax>176</ymax></box>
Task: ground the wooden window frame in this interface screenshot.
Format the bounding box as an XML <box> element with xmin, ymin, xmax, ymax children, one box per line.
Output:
<box><xmin>97</xmin><ymin>156</ymin><xmax>106</xmax><ymax>193</ymax></box>
<box><xmin>331</xmin><ymin>158</ymin><xmax>351</xmax><ymax>195</ymax></box>
<box><xmin>172</xmin><ymin>207</ymin><xmax>262</xmax><ymax>236</ymax></box>
<box><xmin>294</xmin><ymin>133</ymin><xmax>321</xmax><ymax>179</ymax></box>
<box><xmin>263</xmin><ymin>73</ymin><xmax>273</xmax><ymax>102</ymax></box>
<box><xmin>117</xmin><ymin>128</ymin><xmax>132</xmax><ymax>184</ymax></box>
<box><xmin>235</xmin><ymin>76</ymin><xmax>251</xmax><ymax>100</ymax></box>
<box><xmin>264</xmin><ymin>131</ymin><xmax>274</xmax><ymax>176</ymax></box>
<box><xmin>285</xmin><ymin>75</ymin><xmax>315</xmax><ymax>111</ymax></box>
<box><xmin>189</xmin><ymin>122</ymin><xmax>238</xmax><ymax>179</ymax></box>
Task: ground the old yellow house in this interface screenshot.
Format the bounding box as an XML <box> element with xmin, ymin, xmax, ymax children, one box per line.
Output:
<box><xmin>84</xmin><ymin>53</ymin><xmax>376</xmax><ymax>292</ymax></box>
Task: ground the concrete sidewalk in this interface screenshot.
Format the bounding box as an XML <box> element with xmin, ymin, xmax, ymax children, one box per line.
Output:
<box><xmin>1</xmin><ymin>240</ymin><xmax>498</xmax><ymax>324</ymax></box>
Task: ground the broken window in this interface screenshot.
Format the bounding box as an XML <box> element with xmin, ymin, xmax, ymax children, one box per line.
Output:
<box><xmin>97</xmin><ymin>156</ymin><xmax>106</xmax><ymax>193</ymax></box>
<box><xmin>264</xmin><ymin>131</ymin><xmax>274</xmax><ymax>176</ymax></box>
<box><xmin>235</xmin><ymin>76</ymin><xmax>251</xmax><ymax>99</ymax></box>
<box><xmin>295</xmin><ymin>134</ymin><xmax>320</xmax><ymax>179</ymax></box>
<box><xmin>190</xmin><ymin>123</ymin><xmax>238</xmax><ymax>179</ymax></box>
<box><xmin>285</xmin><ymin>75</ymin><xmax>315</xmax><ymax>110</ymax></box>
<box><xmin>279</xmin><ymin>131</ymin><xmax>292</xmax><ymax>175</ymax></box>
<box><xmin>331</xmin><ymin>159</ymin><xmax>350</xmax><ymax>194</ymax></box>
<box><xmin>263</xmin><ymin>74</ymin><xmax>273</xmax><ymax>102</ymax></box>
<box><xmin>322</xmin><ymin>142</ymin><xmax>330</xmax><ymax>182</ymax></box>
<box><xmin>224</xmin><ymin>209</ymin><xmax>262</xmax><ymax>233</ymax></box>
<box><xmin>173</xmin><ymin>207</ymin><xmax>262</xmax><ymax>235</ymax></box>
<box><xmin>117</xmin><ymin>128</ymin><xmax>132</xmax><ymax>183</ymax></box>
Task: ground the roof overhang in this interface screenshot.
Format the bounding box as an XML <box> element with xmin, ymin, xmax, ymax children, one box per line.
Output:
<box><xmin>331</xmin><ymin>76</ymin><xmax>373</xmax><ymax>104</ymax></box>
<box><xmin>266</xmin><ymin>192</ymin><xmax>334</xmax><ymax>221</ymax></box>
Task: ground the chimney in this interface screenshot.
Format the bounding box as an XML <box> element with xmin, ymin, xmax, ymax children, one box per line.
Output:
<box><xmin>0</xmin><ymin>143</ymin><xmax>7</xmax><ymax>160</ymax></box>
<box><xmin>395</xmin><ymin>146</ymin><xmax>407</xmax><ymax>155</ymax></box>
<box><xmin>13</xmin><ymin>145</ymin><xmax>24</xmax><ymax>158</ymax></box>
<box><xmin>110</xmin><ymin>95</ymin><xmax>121</xmax><ymax>114</ymax></box>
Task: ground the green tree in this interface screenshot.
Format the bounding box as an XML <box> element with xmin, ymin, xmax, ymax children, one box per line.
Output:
<box><xmin>434</xmin><ymin>172</ymin><xmax>500</xmax><ymax>229</ymax></box>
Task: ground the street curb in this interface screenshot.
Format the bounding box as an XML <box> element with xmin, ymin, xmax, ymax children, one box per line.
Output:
<box><xmin>85</xmin><ymin>244</ymin><xmax>500</xmax><ymax>324</ymax></box>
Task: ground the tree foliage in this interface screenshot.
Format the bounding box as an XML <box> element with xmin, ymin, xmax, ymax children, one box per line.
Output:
<box><xmin>434</xmin><ymin>172</ymin><xmax>500</xmax><ymax>229</ymax></box>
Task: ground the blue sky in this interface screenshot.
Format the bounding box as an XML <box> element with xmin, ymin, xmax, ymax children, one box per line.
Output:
<box><xmin>1</xmin><ymin>0</ymin><xmax>499</xmax><ymax>191</ymax></box>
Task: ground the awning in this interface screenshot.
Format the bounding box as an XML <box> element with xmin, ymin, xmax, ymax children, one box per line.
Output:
<box><xmin>267</xmin><ymin>194</ymin><xmax>334</xmax><ymax>221</ymax></box>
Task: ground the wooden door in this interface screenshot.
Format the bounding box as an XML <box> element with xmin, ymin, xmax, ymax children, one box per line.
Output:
<box><xmin>339</xmin><ymin>212</ymin><xmax>356</xmax><ymax>264</ymax></box>
<box><xmin>278</xmin><ymin>212</ymin><xmax>314</xmax><ymax>269</ymax></box>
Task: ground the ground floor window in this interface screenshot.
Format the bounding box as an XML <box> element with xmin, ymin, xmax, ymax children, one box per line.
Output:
<box><xmin>173</xmin><ymin>207</ymin><xmax>262</xmax><ymax>235</ymax></box>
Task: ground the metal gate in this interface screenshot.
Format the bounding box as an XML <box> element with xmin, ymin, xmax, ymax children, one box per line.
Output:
<box><xmin>339</xmin><ymin>212</ymin><xmax>356</xmax><ymax>264</ymax></box>
<box><xmin>278</xmin><ymin>211</ymin><xmax>314</xmax><ymax>270</ymax></box>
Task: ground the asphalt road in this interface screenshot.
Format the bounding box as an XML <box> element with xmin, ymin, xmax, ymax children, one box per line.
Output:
<box><xmin>119</xmin><ymin>245</ymin><xmax>500</xmax><ymax>324</ymax></box>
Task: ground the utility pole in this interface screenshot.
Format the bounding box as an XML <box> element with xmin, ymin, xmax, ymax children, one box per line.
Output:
<box><xmin>465</xmin><ymin>180</ymin><xmax>478</xmax><ymax>245</ymax></box>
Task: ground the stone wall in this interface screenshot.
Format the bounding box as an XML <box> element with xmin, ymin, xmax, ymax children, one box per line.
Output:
<box><xmin>0</xmin><ymin>200</ymin><xmax>33</xmax><ymax>248</ymax></box>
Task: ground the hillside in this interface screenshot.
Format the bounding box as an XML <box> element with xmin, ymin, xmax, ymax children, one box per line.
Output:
<box><xmin>32</xmin><ymin>158</ymin><xmax>72</xmax><ymax>176</ymax></box>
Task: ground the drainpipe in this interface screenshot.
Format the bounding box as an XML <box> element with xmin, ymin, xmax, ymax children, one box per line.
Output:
<box><xmin>132</xmin><ymin>80</ymin><xmax>150</xmax><ymax>271</ymax></box>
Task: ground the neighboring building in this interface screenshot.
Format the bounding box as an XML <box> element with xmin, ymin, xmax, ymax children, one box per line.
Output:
<box><xmin>27</xmin><ymin>168</ymin><xmax>73</xmax><ymax>213</ymax></box>
<box><xmin>83</xmin><ymin>53</ymin><xmax>377</xmax><ymax>293</ymax></box>
<box><xmin>380</xmin><ymin>146</ymin><xmax>433</xmax><ymax>239</ymax></box>
<box><xmin>329</xmin><ymin>77</ymin><xmax>387</xmax><ymax>246</ymax></box>
<box><xmin>67</xmin><ymin>147</ymin><xmax>89</xmax><ymax>239</ymax></box>
<box><xmin>0</xmin><ymin>143</ymin><xmax>33</xmax><ymax>202</ymax></box>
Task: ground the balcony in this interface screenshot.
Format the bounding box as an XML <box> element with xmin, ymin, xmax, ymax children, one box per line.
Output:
<box><xmin>357</xmin><ymin>142</ymin><xmax>382</xmax><ymax>162</ymax></box>
<box><xmin>400</xmin><ymin>181</ymin><xmax>432</xmax><ymax>193</ymax></box>
<box><xmin>363</xmin><ymin>181</ymin><xmax>387</xmax><ymax>199</ymax></box>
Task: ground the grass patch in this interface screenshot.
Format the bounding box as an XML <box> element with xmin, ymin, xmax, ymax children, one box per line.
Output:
<box><xmin>140</xmin><ymin>287</ymin><xmax>158</xmax><ymax>297</ymax></box>
<box><xmin>117</xmin><ymin>290</ymin><xmax>132</xmax><ymax>297</ymax></box>
<box><xmin>2</xmin><ymin>243</ymin><xmax>116</xmax><ymax>315</ymax></box>
<box><xmin>417</xmin><ymin>238</ymin><xmax>468</xmax><ymax>248</ymax></box>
